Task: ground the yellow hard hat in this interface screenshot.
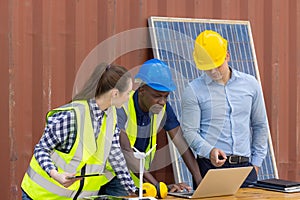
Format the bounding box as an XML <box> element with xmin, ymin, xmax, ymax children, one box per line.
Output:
<box><xmin>193</xmin><ymin>30</ymin><xmax>228</xmax><ymax>70</ymax></box>
<box><xmin>142</xmin><ymin>182</ymin><xmax>168</xmax><ymax>199</ymax></box>
<box><xmin>156</xmin><ymin>182</ymin><xmax>168</xmax><ymax>199</ymax></box>
<box><xmin>143</xmin><ymin>183</ymin><xmax>157</xmax><ymax>198</ymax></box>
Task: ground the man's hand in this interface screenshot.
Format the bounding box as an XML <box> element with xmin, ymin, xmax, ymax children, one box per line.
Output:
<box><xmin>209</xmin><ymin>148</ymin><xmax>227</xmax><ymax>167</ymax></box>
<box><xmin>253</xmin><ymin>165</ymin><xmax>259</xmax><ymax>174</ymax></box>
<box><xmin>168</xmin><ymin>182</ymin><xmax>192</xmax><ymax>193</ymax></box>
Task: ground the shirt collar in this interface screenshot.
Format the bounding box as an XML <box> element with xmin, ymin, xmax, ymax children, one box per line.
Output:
<box><xmin>203</xmin><ymin>73</ymin><xmax>214</xmax><ymax>84</ymax></box>
<box><xmin>203</xmin><ymin>66</ymin><xmax>238</xmax><ymax>85</ymax></box>
<box><xmin>227</xmin><ymin>67</ymin><xmax>239</xmax><ymax>84</ymax></box>
<box><xmin>89</xmin><ymin>98</ymin><xmax>105</xmax><ymax>121</ymax></box>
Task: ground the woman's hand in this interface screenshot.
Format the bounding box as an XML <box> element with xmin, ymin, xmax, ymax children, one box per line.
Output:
<box><xmin>50</xmin><ymin>169</ymin><xmax>82</xmax><ymax>188</ymax></box>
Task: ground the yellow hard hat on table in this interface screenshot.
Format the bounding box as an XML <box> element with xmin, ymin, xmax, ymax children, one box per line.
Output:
<box><xmin>193</xmin><ymin>30</ymin><xmax>228</xmax><ymax>70</ymax></box>
<box><xmin>142</xmin><ymin>182</ymin><xmax>168</xmax><ymax>199</ymax></box>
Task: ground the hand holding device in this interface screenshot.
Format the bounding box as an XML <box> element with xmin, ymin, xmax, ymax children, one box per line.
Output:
<box><xmin>66</xmin><ymin>173</ymin><xmax>103</xmax><ymax>180</ymax></box>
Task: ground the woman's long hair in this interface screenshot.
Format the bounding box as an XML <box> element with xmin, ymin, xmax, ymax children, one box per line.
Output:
<box><xmin>73</xmin><ymin>63</ymin><xmax>131</xmax><ymax>100</ymax></box>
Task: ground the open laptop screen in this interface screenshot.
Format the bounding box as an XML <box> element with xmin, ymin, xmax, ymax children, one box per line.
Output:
<box><xmin>169</xmin><ymin>167</ymin><xmax>253</xmax><ymax>199</ymax></box>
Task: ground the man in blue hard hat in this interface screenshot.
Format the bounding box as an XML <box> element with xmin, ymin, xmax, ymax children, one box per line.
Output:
<box><xmin>117</xmin><ymin>58</ymin><xmax>202</xmax><ymax>193</ymax></box>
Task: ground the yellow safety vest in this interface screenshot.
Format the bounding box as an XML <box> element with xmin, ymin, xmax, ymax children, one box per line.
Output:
<box><xmin>122</xmin><ymin>91</ymin><xmax>165</xmax><ymax>186</ymax></box>
<box><xmin>21</xmin><ymin>101</ymin><xmax>116</xmax><ymax>200</ymax></box>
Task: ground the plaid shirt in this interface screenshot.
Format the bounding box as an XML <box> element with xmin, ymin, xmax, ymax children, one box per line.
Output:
<box><xmin>34</xmin><ymin>99</ymin><xmax>136</xmax><ymax>193</ymax></box>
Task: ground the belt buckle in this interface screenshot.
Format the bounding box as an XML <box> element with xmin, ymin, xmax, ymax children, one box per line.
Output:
<box><xmin>228</xmin><ymin>156</ymin><xmax>238</xmax><ymax>164</ymax></box>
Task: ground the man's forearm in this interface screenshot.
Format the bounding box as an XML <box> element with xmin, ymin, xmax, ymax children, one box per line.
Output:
<box><xmin>181</xmin><ymin>149</ymin><xmax>202</xmax><ymax>185</ymax></box>
<box><xmin>168</xmin><ymin>127</ymin><xmax>202</xmax><ymax>185</ymax></box>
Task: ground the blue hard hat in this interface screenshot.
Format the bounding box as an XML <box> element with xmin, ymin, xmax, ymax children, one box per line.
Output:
<box><xmin>135</xmin><ymin>59</ymin><xmax>176</xmax><ymax>92</ymax></box>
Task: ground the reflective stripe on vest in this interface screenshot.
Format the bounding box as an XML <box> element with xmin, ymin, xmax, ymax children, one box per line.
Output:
<box><xmin>122</xmin><ymin>91</ymin><xmax>165</xmax><ymax>185</ymax></box>
<box><xmin>21</xmin><ymin>101</ymin><xmax>116</xmax><ymax>199</ymax></box>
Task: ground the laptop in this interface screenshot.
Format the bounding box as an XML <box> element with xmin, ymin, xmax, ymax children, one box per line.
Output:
<box><xmin>168</xmin><ymin>166</ymin><xmax>253</xmax><ymax>199</ymax></box>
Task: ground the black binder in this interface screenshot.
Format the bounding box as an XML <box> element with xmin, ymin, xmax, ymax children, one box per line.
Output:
<box><xmin>254</xmin><ymin>178</ymin><xmax>300</xmax><ymax>193</ymax></box>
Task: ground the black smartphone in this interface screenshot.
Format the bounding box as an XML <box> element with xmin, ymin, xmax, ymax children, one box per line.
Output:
<box><xmin>218</xmin><ymin>155</ymin><xmax>226</xmax><ymax>160</ymax></box>
<box><xmin>66</xmin><ymin>173</ymin><xmax>102</xmax><ymax>179</ymax></box>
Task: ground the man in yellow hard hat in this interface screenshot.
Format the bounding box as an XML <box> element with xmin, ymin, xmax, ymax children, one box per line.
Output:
<box><xmin>181</xmin><ymin>30</ymin><xmax>269</xmax><ymax>187</ymax></box>
<box><xmin>117</xmin><ymin>59</ymin><xmax>202</xmax><ymax>195</ymax></box>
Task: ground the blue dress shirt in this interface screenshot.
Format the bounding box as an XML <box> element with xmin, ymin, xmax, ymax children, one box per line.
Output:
<box><xmin>181</xmin><ymin>68</ymin><xmax>269</xmax><ymax>167</ymax></box>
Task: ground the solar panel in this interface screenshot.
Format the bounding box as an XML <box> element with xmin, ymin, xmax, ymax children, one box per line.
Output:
<box><xmin>148</xmin><ymin>16</ymin><xmax>278</xmax><ymax>187</ymax></box>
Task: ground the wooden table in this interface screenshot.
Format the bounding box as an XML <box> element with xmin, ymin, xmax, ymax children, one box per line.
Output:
<box><xmin>166</xmin><ymin>188</ymin><xmax>300</xmax><ymax>199</ymax></box>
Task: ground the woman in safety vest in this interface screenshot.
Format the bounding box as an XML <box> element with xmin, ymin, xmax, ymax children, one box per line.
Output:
<box><xmin>21</xmin><ymin>63</ymin><xmax>136</xmax><ymax>199</ymax></box>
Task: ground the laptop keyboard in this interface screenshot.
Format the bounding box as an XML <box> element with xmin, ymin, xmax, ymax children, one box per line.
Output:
<box><xmin>181</xmin><ymin>192</ymin><xmax>194</xmax><ymax>196</ymax></box>
<box><xmin>169</xmin><ymin>191</ymin><xmax>194</xmax><ymax>196</ymax></box>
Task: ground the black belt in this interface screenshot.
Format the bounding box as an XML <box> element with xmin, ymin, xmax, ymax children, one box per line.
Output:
<box><xmin>226</xmin><ymin>155</ymin><xmax>249</xmax><ymax>164</ymax></box>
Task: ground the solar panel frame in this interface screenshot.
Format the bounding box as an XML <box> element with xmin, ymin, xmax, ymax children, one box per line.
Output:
<box><xmin>148</xmin><ymin>16</ymin><xmax>278</xmax><ymax>186</ymax></box>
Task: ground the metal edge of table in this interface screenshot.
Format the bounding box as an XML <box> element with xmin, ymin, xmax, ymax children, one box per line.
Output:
<box><xmin>165</xmin><ymin>188</ymin><xmax>300</xmax><ymax>199</ymax></box>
